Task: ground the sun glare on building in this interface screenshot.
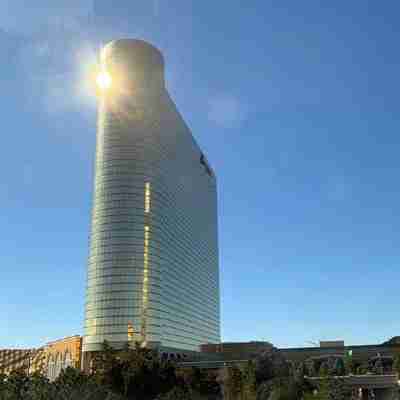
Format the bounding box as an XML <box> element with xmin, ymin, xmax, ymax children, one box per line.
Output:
<box><xmin>96</xmin><ymin>70</ymin><xmax>112</xmax><ymax>90</ymax></box>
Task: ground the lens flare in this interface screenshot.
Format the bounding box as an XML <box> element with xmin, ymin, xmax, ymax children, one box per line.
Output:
<box><xmin>96</xmin><ymin>70</ymin><xmax>112</xmax><ymax>90</ymax></box>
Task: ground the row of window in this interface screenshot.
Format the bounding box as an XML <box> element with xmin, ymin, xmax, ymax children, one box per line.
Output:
<box><xmin>88</xmin><ymin>237</ymin><xmax>217</xmax><ymax>271</ymax></box>
<box><xmin>84</xmin><ymin>333</ymin><xmax>159</xmax><ymax>345</ymax></box>
<box><xmin>89</xmin><ymin>230</ymin><xmax>218</xmax><ymax>270</ymax></box>
<box><xmin>87</xmin><ymin>106</ymin><xmax>220</xmax><ymax>350</ymax></box>
<box><xmin>93</xmin><ymin>179</ymin><xmax>216</xmax><ymax>204</ymax></box>
<box><xmin>87</xmin><ymin>270</ymin><xmax>161</xmax><ymax>281</ymax></box>
<box><xmin>88</xmin><ymin>248</ymin><xmax>217</xmax><ymax>284</ymax></box>
<box><xmin>90</xmin><ymin>207</ymin><xmax>217</xmax><ymax>251</ymax></box>
<box><xmin>84</xmin><ymin>302</ymin><xmax>219</xmax><ymax>334</ymax></box>
<box><xmin>89</xmin><ymin>233</ymin><xmax>217</xmax><ymax>273</ymax></box>
<box><xmin>84</xmin><ymin>297</ymin><xmax>219</xmax><ymax>328</ymax></box>
<box><xmin>87</xmin><ymin>259</ymin><xmax>218</xmax><ymax>295</ymax></box>
<box><xmin>88</xmin><ymin>250</ymin><xmax>217</xmax><ymax>286</ymax></box>
<box><xmin>93</xmin><ymin>176</ymin><xmax>215</xmax><ymax>200</ymax></box>
<box><xmin>85</xmin><ymin>279</ymin><xmax>218</xmax><ymax>313</ymax></box>
<box><xmin>86</xmin><ymin>268</ymin><xmax>217</xmax><ymax>296</ymax></box>
<box><xmin>96</xmin><ymin>144</ymin><xmax>211</xmax><ymax>174</ymax></box>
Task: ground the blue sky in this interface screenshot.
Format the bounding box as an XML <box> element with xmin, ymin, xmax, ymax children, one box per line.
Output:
<box><xmin>2</xmin><ymin>0</ymin><xmax>400</xmax><ymax>349</ymax></box>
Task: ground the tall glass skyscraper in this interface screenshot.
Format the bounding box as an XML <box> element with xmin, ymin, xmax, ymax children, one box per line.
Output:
<box><xmin>83</xmin><ymin>39</ymin><xmax>220</xmax><ymax>355</ymax></box>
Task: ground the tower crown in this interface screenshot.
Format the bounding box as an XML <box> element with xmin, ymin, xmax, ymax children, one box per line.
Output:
<box><xmin>101</xmin><ymin>39</ymin><xmax>165</xmax><ymax>94</ymax></box>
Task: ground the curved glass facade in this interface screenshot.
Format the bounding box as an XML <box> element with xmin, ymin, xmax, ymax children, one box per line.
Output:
<box><xmin>83</xmin><ymin>39</ymin><xmax>220</xmax><ymax>353</ymax></box>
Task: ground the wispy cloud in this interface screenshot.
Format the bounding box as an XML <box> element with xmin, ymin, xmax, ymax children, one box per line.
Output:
<box><xmin>16</xmin><ymin>34</ymin><xmax>98</xmax><ymax>114</ymax></box>
<box><xmin>208</xmin><ymin>94</ymin><xmax>248</xmax><ymax>128</ymax></box>
<box><xmin>0</xmin><ymin>1</ymin><xmax>99</xmax><ymax>114</ymax></box>
<box><xmin>0</xmin><ymin>0</ymin><xmax>93</xmax><ymax>34</ymax></box>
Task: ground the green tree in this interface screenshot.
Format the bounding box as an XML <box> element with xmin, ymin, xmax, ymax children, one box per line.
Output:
<box><xmin>256</xmin><ymin>381</ymin><xmax>274</xmax><ymax>400</ymax></box>
<box><xmin>372</xmin><ymin>359</ymin><xmax>384</xmax><ymax>375</ymax></box>
<box><xmin>157</xmin><ymin>385</ymin><xmax>191</xmax><ymax>400</ymax></box>
<box><xmin>255</xmin><ymin>348</ymin><xmax>290</xmax><ymax>383</ymax></box>
<box><xmin>200</xmin><ymin>371</ymin><xmax>220</xmax><ymax>398</ymax></box>
<box><xmin>393</xmin><ymin>354</ymin><xmax>400</xmax><ymax>376</ymax></box>
<box><xmin>242</xmin><ymin>361</ymin><xmax>257</xmax><ymax>400</ymax></box>
<box><xmin>355</xmin><ymin>364</ymin><xmax>367</xmax><ymax>375</ymax></box>
<box><xmin>3</xmin><ymin>369</ymin><xmax>31</xmax><ymax>400</ymax></box>
<box><xmin>319</xmin><ymin>362</ymin><xmax>330</xmax><ymax>377</ymax></box>
<box><xmin>344</xmin><ymin>353</ymin><xmax>355</xmax><ymax>375</ymax></box>
<box><xmin>295</xmin><ymin>362</ymin><xmax>308</xmax><ymax>380</ymax></box>
<box><xmin>55</xmin><ymin>366</ymin><xmax>93</xmax><ymax>389</ymax></box>
<box><xmin>91</xmin><ymin>340</ymin><xmax>121</xmax><ymax>391</ymax></box>
<box><xmin>91</xmin><ymin>340</ymin><xmax>180</xmax><ymax>399</ymax></box>
<box><xmin>304</xmin><ymin>377</ymin><xmax>352</xmax><ymax>400</ymax></box>
<box><xmin>315</xmin><ymin>377</ymin><xmax>330</xmax><ymax>400</ymax></box>
<box><xmin>223</xmin><ymin>366</ymin><xmax>243</xmax><ymax>400</ymax></box>
<box><xmin>25</xmin><ymin>372</ymin><xmax>55</xmax><ymax>400</ymax></box>
<box><xmin>0</xmin><ymin>367</ymin><xmax>121</xmax><ymax>400</ymax></box>
<box><xmin>182</xmin><ymin>367</ymin><xmax>203</xmax><ymax>394</ymax></box>
<box><xmin>327</xmin><ymin>377</ymin><xmax>352</xmax><ymax>400</ymax></box>
<box><xmin>334</xmin><ymin>359</ymin><xmax>346</xmax><ymax>377</ymax></box>
<box><xmin>182</xmin><ymin>367</ymin><xmax>219</xmax><ymax>398</ymax></box>
<box><xmin>269</xmin><ymin>378</ymin><xmax>303</xmax><ymax>400</ymax></box>
<box><xmin>0</xmin><ymin>373</ymin><xmax>7</xmax><ymax>394</ymax></box>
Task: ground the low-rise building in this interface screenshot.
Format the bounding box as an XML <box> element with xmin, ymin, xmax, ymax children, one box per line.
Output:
<box><xmin>0</xmin><ymin>336</ymin><xmax>82</xmax><ymax>380</ymax></box>
<box><xmin>200</xmin><ymin>341</ymin><xmax>273</xmax><ymax>361</ymax></box>
<box><xmin>0</xmin><ymin>349</ymin><xmax>34</xmax><ymax>375</ymax></box>
<box><xmin>43</xmin><ymin>336</ymin><xmax>82</xmax><ymax>380</ymax></box>
<box><xmin>320</xmin><ymin>340</ymin><xmax>345</xmax><ymax>348</ymax></box>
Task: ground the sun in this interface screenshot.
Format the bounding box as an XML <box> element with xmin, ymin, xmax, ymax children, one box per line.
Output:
<box><xmin>96</xmin><ymin>70</ymin><xmax>112</xmax><ymax>90</ymax></box>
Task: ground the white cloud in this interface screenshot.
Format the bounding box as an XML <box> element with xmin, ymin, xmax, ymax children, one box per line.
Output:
<box><xmin>208</xmin><ymin>94</ymin><xmax>248</xmax><ymax>128</ymax></box>
<box><xmin>2</xmin><ymin>3</ymin><xmax>99</xmax><ymax>115</ymax></box>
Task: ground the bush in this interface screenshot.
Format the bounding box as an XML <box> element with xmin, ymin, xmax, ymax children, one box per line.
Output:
<box><xmin>157</xmin><ymin>385</ymin><xmax>192</xmax><ymax>400</ymax></box>
<box><xmin>254</xmin><ymin>348</ymin><xmax>290</xmax><ymax>383</ymax></box>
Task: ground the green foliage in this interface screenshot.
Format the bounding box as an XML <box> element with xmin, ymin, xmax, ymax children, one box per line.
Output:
<box><xmin>182</xmin><ymin>367</ymin><xmax>220</xmax><ymax>398</ymax></box>
<box><xmin>254</xmin><ymin>348</ymin><xmax>290</xmax><ymax>383</ymax></box>
<box><xmin>315</xmin><ymin>377</ymin><xmax>330</xmax><ymax>400</ymax></box>
<box><xmin>302</xmin><ymin>392</ymin><xmax>318</xmax><ymax>400</ymax></box>
<box><xmin>343</xmin><ymin>354</ymin><xmax>355</xmax><ymax>375</ymax></box>
<box><xmin>0</xmin><ymin>367</ymin><xmax>116</xmax><ymax>400</ymax></box>
<box><xmin>157</xmin><ymin>385</ymin><xmax>192</xmax><ymax>400</ymax></box>
<box><xmin>394</xmin><ymin>354</ymin><xmax>400</xmax><ymax>375</ymax></box>
<box><xmin>223</xmin><ymin>365</ymin><xmax>243</xmax><ymax>400</ymax></box>
<box><xmin>354</xmin><ymin>363</ymin><xmax>368</xmax><ymax>375</ymax></box>
<box><xmin>328</xmin><ymin>377</ymin><xmax>352</xmax><ymax>400</ymax></box>
<box><xmin>1</xmin><ymin>370</ymin><xmax>31</xmax><ymax>400</ymax></box>
<box><xmin>55</xmin><ymin>367</ymin><xmax>93</xmax><ymax>388</ymax></box>
<box><xmin>268</xmin><ymin>378</ymin><xmax>303</xmax><ymax>400</ymax></box>
<box><xmin>294</xmin><ymin>362</ymin><xmax>307</xmax><ymax>380</ymax></box>
<box><xmin>91</xmin><ymin>340</ymin><xmax>120</xmax><ymax>388</ymax></box>
<box><xmin>242</xmin><ymin>361</ymin><xmax>257</xmax><ymax>400</ymax></box>
<box><xmin>0</xmin><ymin>341</ymin><xmax>184</xmax><ymax>400</ymax></box>
<box><xmin>92</xmin><ymin>341</ymin><xmax>180</xmax><ymax>399</ymax></box>
<box><xmin>223</xmin><ymin>359</ymin><xmax>299</xmax><ymax>400</ymax></box>
<box><xmin>319</xmin><ymin>362</ymin><xmax>329</xmax><ymax>377</ymax></box>
<box><xmin>308</xmin><ymin>377</ymin><xmax>352</xmax><ymax>400</ymax></box>
<box><xmin>334</xmin><ymin>359</ymin><xmax>346</xmax><ymax>377</ymax></box>
<box><xmin>0</xmin><ymin>342</ymin><xmax>359</xmax><ymax>400</ymax></box>
<box><xmin>372</xmin><ymin>358</ymin><xmax>384</xmax><ymax>375</ymax></box>
<box><xmin>182</xmin><ymin>367</ymin><xmax>203</xmax><ymax>394</ymax></box>
<box><xmin>253</xmin><ymin>350</ymin><xmax>316</xmax><ymax>400</ymax></box>
<box><xmin>256</xmin><ymin>381</ymin><xmax>274</xmax><ymax>400</ymax></box>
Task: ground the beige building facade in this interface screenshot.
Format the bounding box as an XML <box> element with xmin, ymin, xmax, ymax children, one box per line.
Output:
<box><xmin>0</xmin><ymin>336</ymin><xmax>82</xmax><ymax>380</ymax></box>
<box><xmin>44</xmin><ymin>336</ymin><xmax>82</xmax><ymax>380</ymax></box>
